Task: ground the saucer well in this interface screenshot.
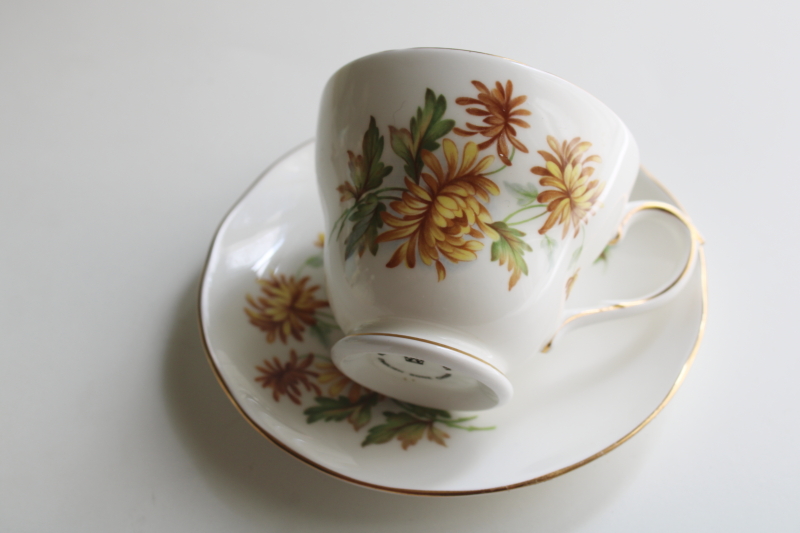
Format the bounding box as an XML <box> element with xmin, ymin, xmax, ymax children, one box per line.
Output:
<box><xmin>198</xmin><ymin>140</ymin><xmax>706</xmax><ymax>495</ymax></box>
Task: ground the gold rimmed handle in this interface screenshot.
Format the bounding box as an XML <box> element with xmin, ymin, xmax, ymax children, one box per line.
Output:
<box><xmin>542</xmin><ymin>201</ymin><xmax>703</xmax><ymax>353</ymax></box>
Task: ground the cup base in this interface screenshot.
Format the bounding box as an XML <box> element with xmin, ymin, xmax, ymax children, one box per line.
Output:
<box><xmin>331</xmin><ymin>333</ymin><xmax>513</xmax><ymax>411</ymax></box>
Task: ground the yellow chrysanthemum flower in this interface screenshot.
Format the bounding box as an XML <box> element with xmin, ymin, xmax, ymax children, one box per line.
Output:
<box><xmin>315</xmin><ymin>359</ymin><xmax>371</xmax><ymax>403</ymax></box>
<box><xmin>376</xmin><ymin>139</ymin><xmax>500</xmax><ymax>281</ymax></box>
<box><xmin>245</xmin><ymin>274</ymin><xmax>328</xmax><ymax>344</ymax></box>
<box><xmin>532</xmin><ymin>136</ymin><xmax>604</xmax><ymax>239</ymax></box>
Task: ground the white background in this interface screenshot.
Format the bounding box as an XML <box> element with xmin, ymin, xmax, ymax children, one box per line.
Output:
<box><xmin>1</xmin><ymin>1</ymin><xmax>798</xmax><ymax>531</ymax></box>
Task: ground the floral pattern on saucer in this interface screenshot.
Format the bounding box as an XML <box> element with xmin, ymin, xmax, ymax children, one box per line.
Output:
<box><xmin>331</xmin><ymin>81</ymin><xmax>605</xmax><ymax>290</ymax></box>
<box><xmin>200</xmin><ymin>140</ymin><xmax>704</xmax><ymax>493</ymax></box>
<box><xmin>244</xmin><ymin>237</ymin><xmax>494</xmax><ymax>450</ymax></box>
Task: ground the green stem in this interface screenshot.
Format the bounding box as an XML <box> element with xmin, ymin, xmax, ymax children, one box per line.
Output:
<box><xmin>446</xmin><ymin>416</ymin><xmax>477</xmax><ymax>424</ymax></box>
<box><xmin>503</xmin><ymin>204</ymin><xmax>547</xmax><ymax>223</ymax></box>
<box><xmin>315</xmin><ymin>318</ymin><xmax>341</xmax><ymax>330</ymax></box>
<box><xmin>484</xmin><ymin>166</ymin><xmax>506</xmax><ymax>176</ymax></box>
<box><xmin>373</xmin><ymin>186</ymin><xmax>408</xmax><ymax>194</ymax></box>
<box><xmin>331</xmin><ymin>209</ymin><xmax>349</xmax><ymax>238</ymax></box>
<box><xmin>508</xmin><ymin>211</ymin><xmax>547</xmax><ymax>226</ymax></box>
<box><xmin>484</xmin><ymin>147</ymin><xmax>516</xmax><ymax>176</ymax></box>
<box><xmin>332</xmin><ymin>204</ymin><xmax>357</xmax><ymax>239</ymax></box>
<box><xmin>437</xmin><ymin>416</ymin><xmax>494</xmax><ymax>431</ymax></box>
<box><xmin>332</xmin><ymin>187</ymin><xmax>401</xmax><ymax>239</ymax></box>
<box><xmin>295</xmin><ymin>254</ymin><xmax>321</xmax><ymax>277</ymax></box>
<box><xmin>441</xmin><ymin>421</ymin><xmax>496</xmax><ymax>431</ymax></box>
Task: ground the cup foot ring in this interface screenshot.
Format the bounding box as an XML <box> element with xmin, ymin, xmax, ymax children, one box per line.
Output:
<box><xmin>331</xmin><ymin>334</ymin><xmax>513</xmax><ymax>411</ymax></box>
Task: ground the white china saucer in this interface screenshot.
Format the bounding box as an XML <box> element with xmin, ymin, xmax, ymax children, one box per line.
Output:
<box><xmin>198</xmin><ymin>140</ymin><xmax>706</xmax><ymax>496</ymax></box>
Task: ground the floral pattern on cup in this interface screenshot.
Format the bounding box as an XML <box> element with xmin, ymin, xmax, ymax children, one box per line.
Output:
<box><xmin>376</xmin><ymin>139</ymin><xmax>499</xmax><ymax>281</ymax></box>
<box><xmin>453</xmin><ymin>80</ymin><xmax>531</xmax><ymax>166</ymax></box>
<box><xmin>246</xmin><ymin>240</ymin><xmax>495</xmax><ymax>449</ymax></box>
<box><xmin>532</xmin><ymin>136</ymin><xmax>604</xmax><ymax>239</ymax></box>
<box><xmin>331</xmin><ymin>81</ymin><xmax>606</xmax><ymax>290</ymax></box>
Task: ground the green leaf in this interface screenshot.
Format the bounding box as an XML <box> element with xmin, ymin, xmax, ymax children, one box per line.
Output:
<box><xmin>541</xmin><ymin>233</ymin><xmax>557</xmax><ymax>260</ymax></box>
<box><xmin>361</xmin><ymin>400</ymin><xmax>493</xmax><ymax>448</ymax></box>
<box><xmin>351</xmin><ymin>400</ymin><xmax>374</xmax><ymax>430</ymax></box>
<box><xmin>570</xmin><ymin>245</ymin><xmax>583</xmax><ymax>268</ymax></box>
<box><xmin>488</xmin><ymin>221</ymin><xmax>533</xmax><ymax>290</ymax></box>
<box><xmin>304</xmin><ymin>254</ymin><xmax>323</xmax><ymax>268</ymax></box>
<box><xmin>393</xmin><ymin>400</ymin><xmax>450</xmax><ymax>420</ymax></box>
<box><xmin>304</xmin><ymin>393</ymin><xmax>380</xmax><ymax>431</ymax></box>
<box><xmin>344</xmin><ymin>192</ymin><xmax>386</xmax><ymax>259</ymax></box>
<box><xmin>390</xmin><ymin>89</ymin><xmax>454</xmax><ymax>182</ymax></box>
<box><xmin>594</xmin><ymin>245</ymin><xmax>612</xmax><ymax>265</ymax></box>
<box><xmin>388</xmin><ymin>126</ymin><xmax>414</xmax><ymax>179</ymax></box>
<box><xmin>362</xmin><ymin>411</ymin><xmax>430</xmax><ymax>449</ymax></box>
<box><xmin>426</xmin><ymin>424</ymin><xmax>449</xmax><ymax>447</ymax></box>
<box><xmin>423</xmin><ymin>119</ymin><xmax>454</xmax><ymax>150</ymax></box>
<box><xmin>308</xmin><ymin>320</ymin><xmax>339</xmax><ymax>348</ymax></box>
<box><xmin>420</xmin><ymin>92</ymin><xmax>454</xmax><ymax>152</ymax></box>
<box><xmin>346</xmin><ymin>116</ymin><xmax>393</xmax><ymax>197</ymax></box>
<box><xmin>336</xmin><ymin>182</ymin><xmax>357</xmax><ymax>202</ymax></box>
<box><xmin>505</xmin><ymin>181</ymin><xmax>539</xmax><ymax>206</ymax></box>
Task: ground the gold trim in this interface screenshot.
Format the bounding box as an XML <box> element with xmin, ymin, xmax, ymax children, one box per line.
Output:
<box><xmin>198</xmin><ymin>156</ymin><xmax>708</xmax><ymax>497</ymax></box>
<box><xmin>341</xmin><ymin>332</ymin><xmax>504</xmax><ymax>375</ymax></box>
<box><xmin>641</xmin><ymin>165</ymin><xmax>686</xmax><ymax>211</ymax></box>
<box><xmin>542</xmin><ymin>201</ymin><xmax>703</xmax><ymax>353</ymax></box>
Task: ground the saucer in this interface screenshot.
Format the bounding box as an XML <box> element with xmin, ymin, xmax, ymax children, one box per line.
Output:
<box><xmin>198</xmin><ymin>140</ymin><xmax>706</xmax><ymax>496</ymax></box>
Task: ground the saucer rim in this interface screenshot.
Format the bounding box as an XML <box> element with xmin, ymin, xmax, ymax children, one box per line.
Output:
<box><xmin>197</xmin><ymin>142</ymin><xmax>708</xmax><ymax>496</ymax></box>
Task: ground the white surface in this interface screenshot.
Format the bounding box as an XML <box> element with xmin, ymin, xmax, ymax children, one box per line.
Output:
<box><xmin>1</xmin><ymin>0</ymin><xmax>797</xmax><ymax>531</ymax></box>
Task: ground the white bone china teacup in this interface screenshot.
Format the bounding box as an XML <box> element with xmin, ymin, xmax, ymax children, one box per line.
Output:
<box><xmin>315</xmin><ymin>48</ymin><xmax>701</xmax><ymax>411</ymax></box>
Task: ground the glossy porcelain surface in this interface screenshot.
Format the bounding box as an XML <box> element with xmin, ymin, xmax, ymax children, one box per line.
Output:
<box><xmin>314</xmin><ymin>49</ymin><xmax>666</xmax><ymax>408</ymax></box>
<box><xmin>198</xmin><ymin>141</ymin><xmax>706</xmax><ymax>495</ymax></box>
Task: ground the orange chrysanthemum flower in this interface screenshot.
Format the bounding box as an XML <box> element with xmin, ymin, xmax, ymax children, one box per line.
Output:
<box><xmin>245</xmin><ymin>274</ymin><xmax>328</xmax><ymax>344</ymax></box>
<box><xmin>454</xmin><ymin>80</ymin><xmax>531</xmax><ymax>166</ymax></box>
<box><xmin>532</xmin><ymin>136</ymin><xmax>604</xmax><ymax>239</ymax></box>
<box><xmin>255</xmin><ymin>350</ymin><xmax>321</xmax><ymax>405</ymax></box>
<box><xmin>376</xmin><ymin>139</ymin><xmax>500</xmax><ymax>281</ymax></box>
<box><xmin>315</xmin><ymin>359</ymin><xmax>371</xmax><ymax>403</ymax></box>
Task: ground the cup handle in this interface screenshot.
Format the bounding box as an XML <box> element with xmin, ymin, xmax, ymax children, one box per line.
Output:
<box><xmin>541</xmin><ymin>200</ymin><xmax>704</xmax><ymax>353</ymax></box>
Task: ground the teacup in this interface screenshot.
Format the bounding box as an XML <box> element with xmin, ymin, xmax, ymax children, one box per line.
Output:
<box><xmin>315</xmin><ymin>48</ymin><xmax>700</xmax><ymax>411</ymax></box>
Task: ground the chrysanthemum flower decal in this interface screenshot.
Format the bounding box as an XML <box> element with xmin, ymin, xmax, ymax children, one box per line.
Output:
<box><xmin>245</xmin><ymin>239</ymin><xmax>496</xmax><ymax>448</ymax></box>
<box><xmin>255</xmin><ymin>350</ymin><xmax>321</xmax><ymax>404</ymax></box>
<box><xmin>304</xmin><ymin>358</ymin><xmax>382</xmax><ymax>431</ymax></box>
<box><xmin>330</xmin><ymin>84</ymin><xmax>607</xmax><ymax>292</ymax></box>
<box><xmin>454</xmin><ymin>80</ymin><xmax>531</xmax><ymax>166</ymax></box>
<box><xmin>532</xmin><ymin>136</ymin><xmax>604</xmax><ymax>239</ymax></box>
<box><xmin>315</xmin><ymin>358</ymin><xmax>371</xmax><ymax>403</ymax></box>
<box><xmin>245</xmin><ymin>274</ymin><xmax>329</xmax><ymax>344</ymax></box>
<box><xmin>376</xmin><ymin>139</ymin><xmax>500</xmax><ymax>281</ymax></box>
<box><xmin>332</xmin><ymin>92</ymin><xmax>456</xmax><ymax>262</ymax></box>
